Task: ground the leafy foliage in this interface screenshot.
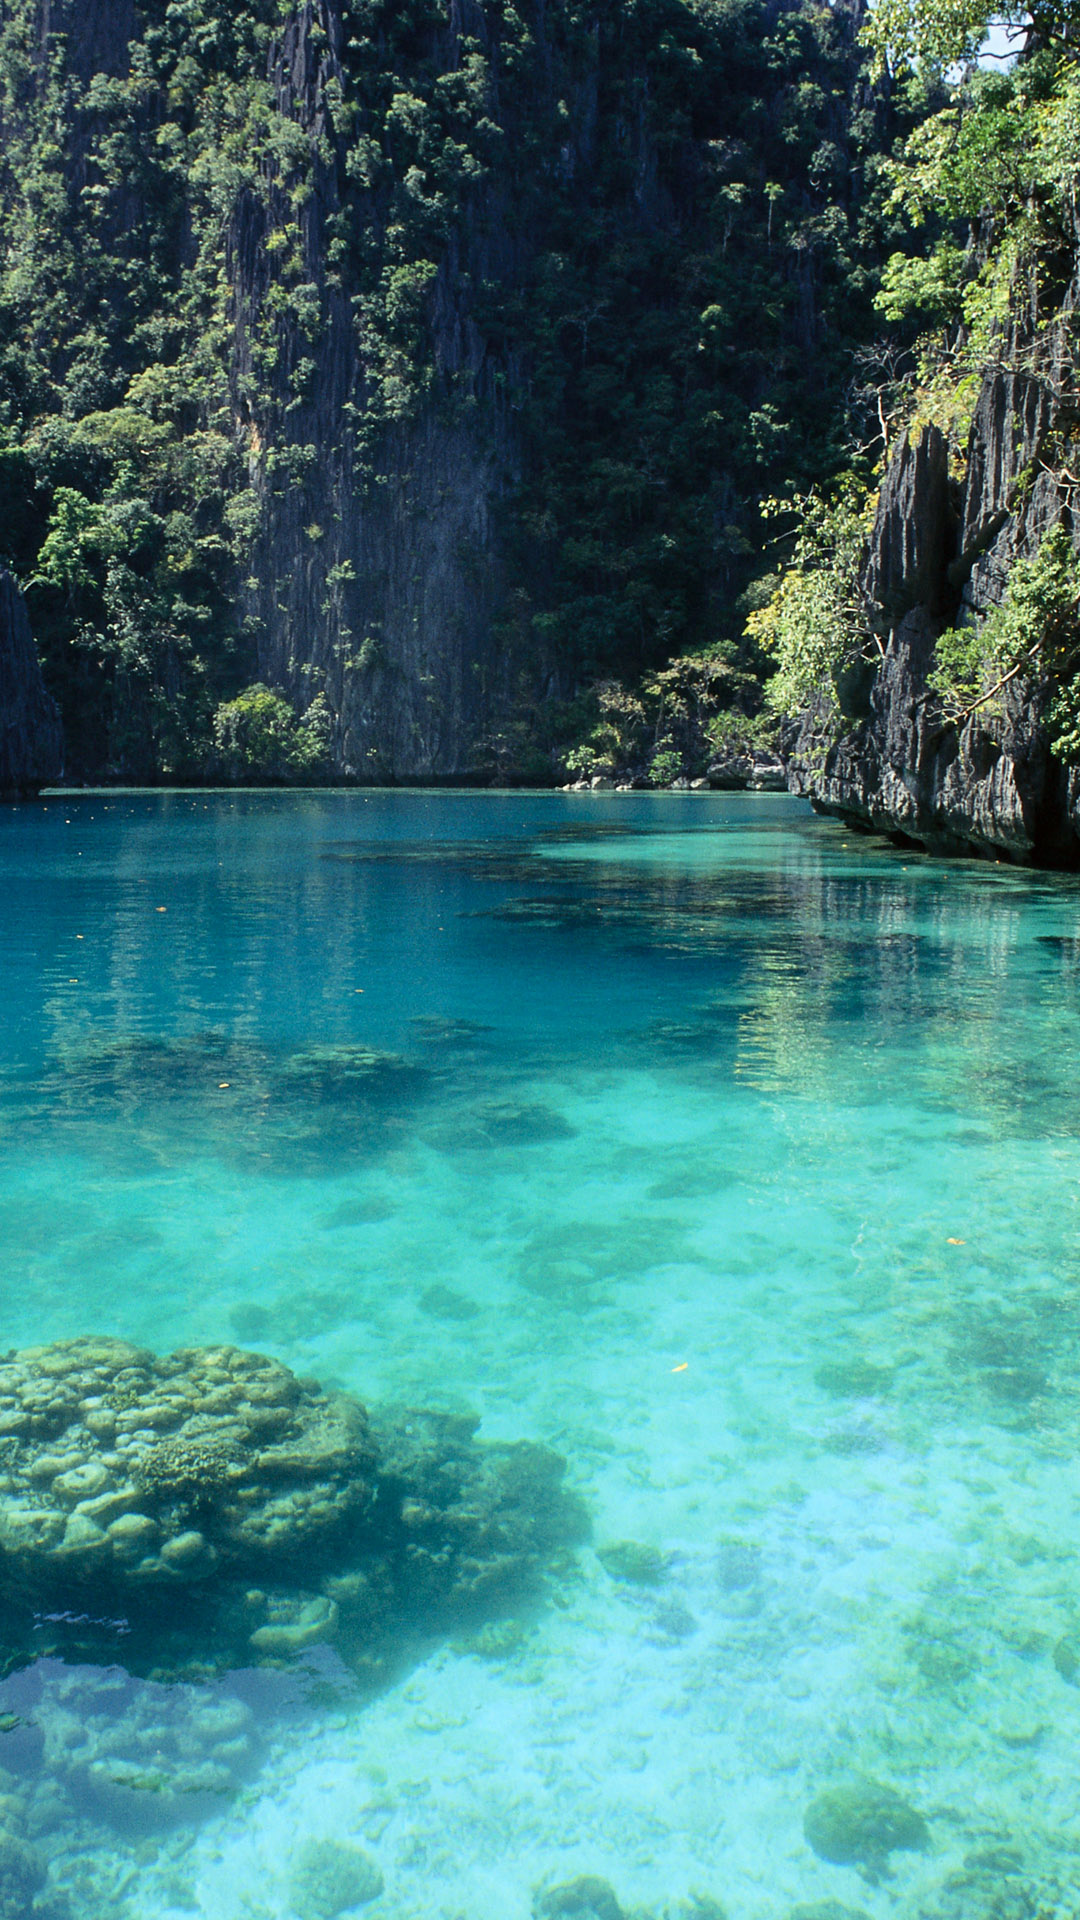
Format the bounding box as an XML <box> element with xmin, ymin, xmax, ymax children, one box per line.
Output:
<box><xmin>748</xmin><ymin>486</ymin><xmax>877</xmax><ymax>722</ymax></box>
<box><xmin>0</xmin><ymin>0</ymin><xmax>928</xmax><ymax>779</ymax></box>
<box><xmin>862</xmin><ymin>0</ymin><xmax>1079</xmax><ymax>78</ymax></box>
<box><xmin>212</xmin><ymin>683</ymin><xmax>331</xmax><ymax>781</ymax></box>
<box><xmin>929</xmin><ymin>526</ymin><xmax>1080</xmax><ymax>757</ymax></box>
<box><xmin>874</xmin><ymin>59</ymin><xmax>1080</xmax><ymax>364</ymax></box>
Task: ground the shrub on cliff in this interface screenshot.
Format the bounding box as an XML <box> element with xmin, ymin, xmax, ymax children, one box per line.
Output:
<box><xmin>212</xmin><ymin>683</ymin><xmax>330</xmax><ymax>783</ymax></box>
<box><xmin>929</xmin><ymin>525</ymin><xmax>1080</xmax><ymax>753</ymax></box>
<box><xmin>749</xmin><ymin>486</ymin><xmax>878</xmax><ymax>724</ymax></box>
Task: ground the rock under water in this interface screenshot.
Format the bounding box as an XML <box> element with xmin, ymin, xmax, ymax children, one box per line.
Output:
<box><xmin>0</xmin><ymin>1339</ymin><xmax>588</xmax><ymax>1677</ymax></box>
<box><xmin>803</xmin><ymin>1778</ymin><xmax>929</xmax><ymax>1883</ymax></box>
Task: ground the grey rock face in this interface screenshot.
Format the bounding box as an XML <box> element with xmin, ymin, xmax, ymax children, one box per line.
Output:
<box><xmin>785</xmin><ymin>286</ymin><xmax>1080</xmax><ymax>863</ymax></box>
<box><xmin>0</xmin><ymin>569</ymin><xmax>63</xmax><ymax>797</ymax></box>
<box><xmin>780</xmin><ymin>397</ymin><xmax>1076</xmax><ymax>864</ymax></box>
<box><xmin>226</xmin><ymin>1</ymin><xmax>520</xmax><ymax>781</ymax></box>
<box><xmin>863</xmin><ymin>425</ymin><xmax>953</xmax><ymax>622</ymax></box>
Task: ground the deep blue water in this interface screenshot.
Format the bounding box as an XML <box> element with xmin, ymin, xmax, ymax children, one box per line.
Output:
<box><xmin>2</xmin><ymin>789</ymin><xmax>1080</xmax><ymax>1920</ymax></box>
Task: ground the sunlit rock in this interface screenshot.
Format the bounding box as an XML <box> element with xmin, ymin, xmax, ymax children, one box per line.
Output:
<box><xmin>0</xmin><ymin>1339</ymin><xmax>588</xmax><ymax>1677</ymax></box>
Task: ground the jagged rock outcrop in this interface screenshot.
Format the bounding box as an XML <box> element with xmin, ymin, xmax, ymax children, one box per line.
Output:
<box><xmin>0</xmin><ymin>569</ymin><xmax>62</xmax><ymax>797</ymax></box>
<box><xmin>785</xmin><ymin>296</ymin><xmax>1080</xmax><ymax>863</ymax></box>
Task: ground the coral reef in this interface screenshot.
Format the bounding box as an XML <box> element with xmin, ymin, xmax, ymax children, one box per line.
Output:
<box><xmin>0</xmin><ymin>1340</ymin><xmax>588</xmax><ymax>1677</ymax></box>
<box><xmin>37</xmin><ymin>1666</ymin><xmax>259</xmax><ymax>1830</ymax></box>
<box><xmin>803</xmin><ymin>1779</ymin><xmax>929</xmax><ymax>1882</ymax></box>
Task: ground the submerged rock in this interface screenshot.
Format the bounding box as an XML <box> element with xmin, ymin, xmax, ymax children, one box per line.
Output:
<box><xmin>274</xmin><ymin>1044</ymin><xmax>429</xmax><ymax>1106</ymax></box>
<box><xmin>1052</xmin><ymin>1634</ymin><xmax>1079</xmax><ymax>1682</ymax></box>
<box><xmin>0</xmin><ymin>1339</ymin><xmax>588</xmax><ymax>1676</ymax></box>
<box><xmin>596</xmin><ymin>1541</ymin><xmax>667</xmax><ymax>1586</ymax></box>
<box><xmin>289</xmin><ymin>1838</ymin><xmax>384</xmax><ymax>1917</ymax></box>
<box><xmin>425</xmin><ymin>1100</ymin><xmax>577</xmax><ymax>1151</ymax></box>
<box><xmin>534</xmin><ymin>1877</ymin><xmax>625</xmax><ymax>1920</ymax></box>
<box><xmin>0</xmin><ymin>1824</ymin><xmax>45</xmax><ymax>1920</ymax></box>
<box><xmin>23</xmin><ymin>1033</ymin><xmax>433</xmax><ymax>1175</ymax></box>
<box><xmin>419</xmin><ymin>1284</ymin><xmax>481</xmax><ymax>1322</ymax></box>
<box><xmin>813</xmin><ymin>1360</ymin><xmax>893</xmax><ymax>1397</ymax></box>
<box><xmin>37</xmin><ymin>1665</ymin><xmax>259</xmax><ymax>1831</ymax></box>
<box><xmin>787</xmin><ymin>1905</ymin><xmax>870</xmax><ymax>1920</ymax></box>
<box><xmin>803</xmin><ymin>1779</ymin><xmax>929</xmax><ymax>1881</ymax></box>
<box><xmin>920</xmin><ymin>1844</ymin><xmax>1043</xmax><ymax>1920</ymax></box>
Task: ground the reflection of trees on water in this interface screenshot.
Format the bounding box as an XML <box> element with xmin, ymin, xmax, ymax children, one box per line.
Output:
<box><xmin>722</xmin><ymin>867</ymin><xmax>1080</xmax><ymax>1138</ymax></box>
<box><xmin>9</xmin><ymin>803</ymin><xmax>1080</xmax><ymax>1171</ymax></box>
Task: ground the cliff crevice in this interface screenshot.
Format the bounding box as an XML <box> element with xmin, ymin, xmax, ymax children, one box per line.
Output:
<box><xmin>0</xmin><ymin>568</ymin><xmax>63</xmax><ymax>796</ymax></box>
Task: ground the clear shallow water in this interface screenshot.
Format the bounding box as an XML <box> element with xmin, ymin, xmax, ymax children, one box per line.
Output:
<box><xmin>3</xmin><ymin>789</ymin><xmax>1080</xmax><ymax>1917</ymax></box>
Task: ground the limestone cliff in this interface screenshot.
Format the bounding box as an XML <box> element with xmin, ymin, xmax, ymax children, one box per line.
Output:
<box><xmin>230</xmin><ymin>0</ymin><xmax>516</xmax><ymax>780</ymax></box>
<box><xmin>0</xmin><ymin>0</ymin><xmax>888</xmax><ymax>782</ymax></box>
<box><xmin>785</xmin><ymin>262</ymin><xmax>1080</xmax><ymax>863</ymax></box>
<box><xmin>0</xmin><ymin>568</ymin><xmax>62</xmax><ymax>797</ymax></box>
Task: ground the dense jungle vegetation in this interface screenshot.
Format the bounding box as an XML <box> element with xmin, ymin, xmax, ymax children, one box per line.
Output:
<box><xmin>760</xmin><ymin>0</ymin><xmax>1080</xmax><ymax>754</ymax></box>
<box><xmin>0</xmin><ymin>0</ymin><xmax>961</xmax><ymax>782</ymax></box>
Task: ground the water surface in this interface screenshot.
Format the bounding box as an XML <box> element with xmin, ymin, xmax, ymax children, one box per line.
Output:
<box><xmin>2</xmin><ymin>789</ymin><xmax>1080</xmax><ymax>1919</ymax></box>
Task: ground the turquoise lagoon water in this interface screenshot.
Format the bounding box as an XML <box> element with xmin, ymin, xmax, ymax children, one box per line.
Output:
<box><xmin>3</xmin><ymin>788</ymin><xmax>1080</xmax><ymax>1917</ymax></box>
